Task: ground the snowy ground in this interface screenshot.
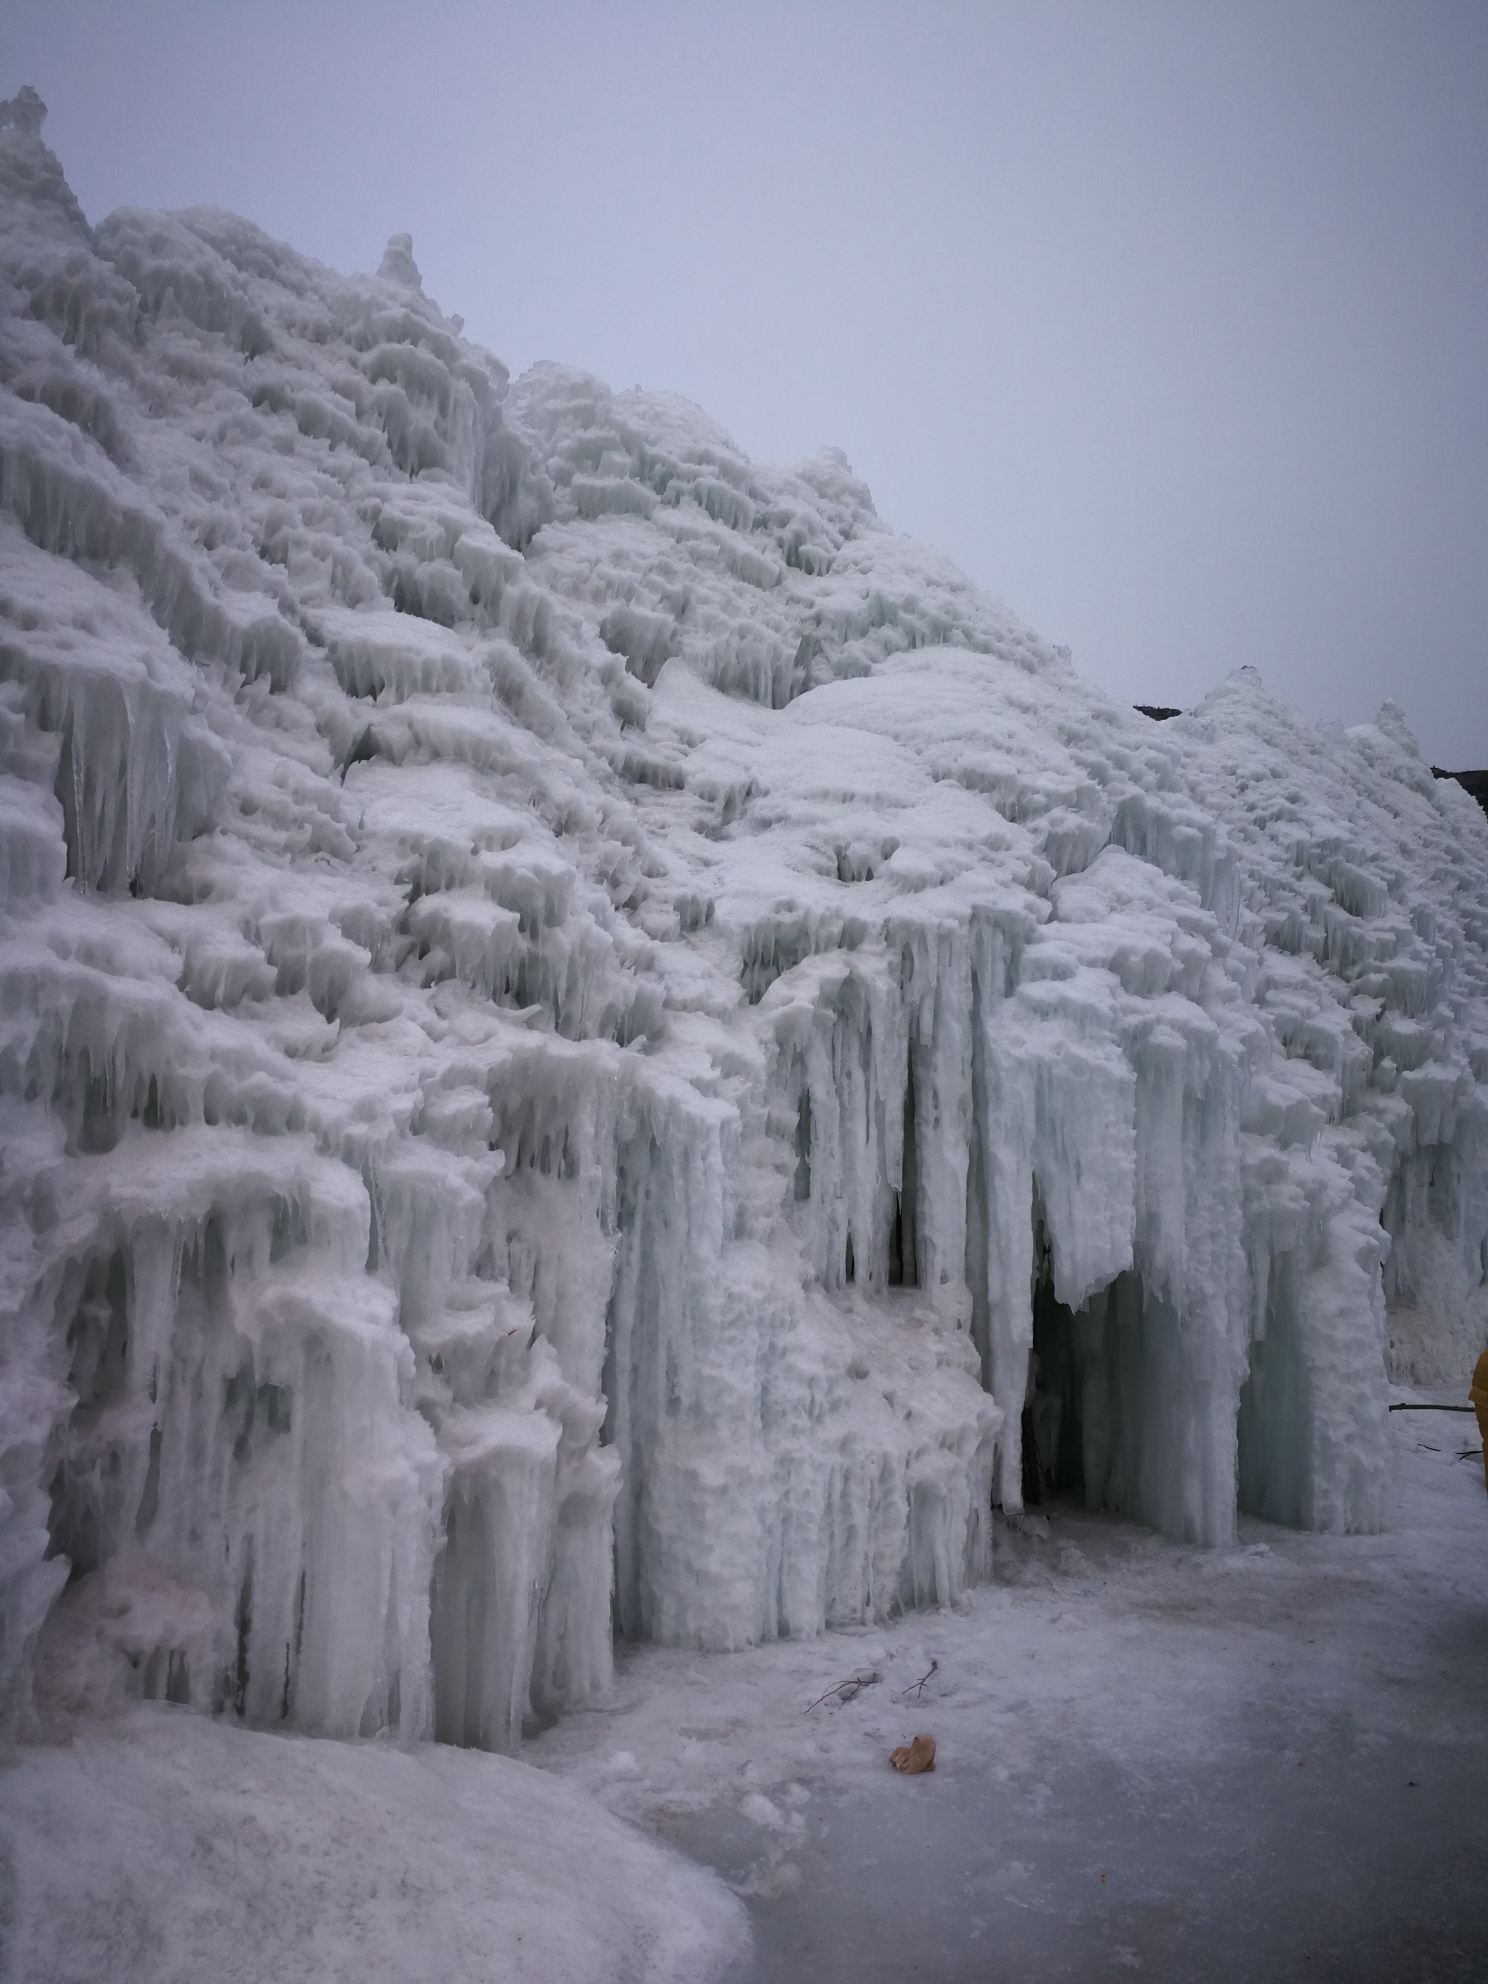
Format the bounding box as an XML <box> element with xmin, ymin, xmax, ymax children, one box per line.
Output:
<box><xmin>2</xmin><ymin>1409</ymin><xmax>1482</xmax><ymax>1982</ymax></box>
<box><xmin>0</xmin><ymin>1712</ymin><xmax>748</xmax><ymax>1984</ymax></box>
<box><xmin>528</xmin><ymin>1403</ymin><xmax>1488</xmax><ymax>1981</ymax></box>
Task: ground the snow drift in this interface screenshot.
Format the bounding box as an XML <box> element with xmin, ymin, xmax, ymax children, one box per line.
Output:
<box><xmin>2</xmin><ymin>88</ymin><xmax>1485</xmax><ymax>1753</ymax></box>
<box><xmin>0</xmin><ymin>1704</ymin><xmax>748</xmax><ymax>1984</ymax></box>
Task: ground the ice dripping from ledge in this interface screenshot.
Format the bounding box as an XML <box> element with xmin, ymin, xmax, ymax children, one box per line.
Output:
<box><xmin>1</xmin><ymin>88</ymin><xmax>1485</xmax><ymax>1752</ymax></box>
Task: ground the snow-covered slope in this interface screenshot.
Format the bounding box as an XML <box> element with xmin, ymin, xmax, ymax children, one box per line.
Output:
<box><xmin>0</xmin><ymin>1704</ymin><xmax>747</xmax><ymax>1984</ymax></box>
<box><xmin>2</xmin><ymin>87</ymin><xmax>1485</xmax><ymax>1753</ymax></box>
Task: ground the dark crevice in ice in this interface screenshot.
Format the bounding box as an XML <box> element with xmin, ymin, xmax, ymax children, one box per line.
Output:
<box><xmin>793</xmin><ymin>1086</ymin><xmax>812</xmax><ymax>1202</ymax></box>
<box><xmin>887</xmin><ymin>1044</ymin><xmax>919</xmax><ymax>1288</ymax></box>
<box><xmin>1023</xmin><ymin>1260</ymin><xmax>1086</xmax><ymax>1506</ymax></box>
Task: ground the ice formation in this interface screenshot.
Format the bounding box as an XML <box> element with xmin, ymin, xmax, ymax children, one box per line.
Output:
<box><xmin>2</xmin><ymin>90</ymin><xmax>1485</xmax><ymax>1753</ymax></box>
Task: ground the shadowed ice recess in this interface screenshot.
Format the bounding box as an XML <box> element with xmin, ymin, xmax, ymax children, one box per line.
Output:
<box><xmin>1</xmin><ymin>83</ymin><xmax>1486</xmax><ymax>1780</ymax></box>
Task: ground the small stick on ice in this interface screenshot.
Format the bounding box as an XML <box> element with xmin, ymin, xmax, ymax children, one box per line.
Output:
<box><xmin>897</xmin><ymin>1659</ymin><xmax>938</xmax><ymax>1701</ymax></box>
<box><xmin>1388</xmin><ymin>1403</ymin><xmax>1475</xmax><ymax>1413</ymax></box>
<box><xmin>804</xmin><ymin>1671</ymin><xmax>880</xmax><ymax>1712</ymax></box>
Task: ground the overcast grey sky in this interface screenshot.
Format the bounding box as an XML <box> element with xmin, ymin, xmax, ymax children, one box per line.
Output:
<box><xmin>8</xmin><ymin>1</ymin><xmax>1486</xmax><ymax>765</ymax></box>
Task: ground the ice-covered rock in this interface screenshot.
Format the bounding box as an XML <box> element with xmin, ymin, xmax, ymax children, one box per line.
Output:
<box><xmin>1</xmin><ymin>89</ymin><xmax>1485</xmax><ymax>1750</ymax></box>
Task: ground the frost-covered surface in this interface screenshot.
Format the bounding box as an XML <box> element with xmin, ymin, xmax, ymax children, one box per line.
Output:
<box><xmin>531</xmin><ymin>1407</ymin><xmax>1488</xmax><ymax>1980</ymax></box>
<box><xmin>0</xmin><ymin>1705</ymin><xmax>747</xmax><ymax>1984</ymax></box>
<box><xmin>1</xmin><ymin>87</ymin><xmax>1486</xmax><ymax>1757</ymax></box>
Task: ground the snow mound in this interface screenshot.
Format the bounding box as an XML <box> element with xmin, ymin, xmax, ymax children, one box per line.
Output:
<box><xmin>0</xmin><ymin>1705</ymin><xmax>748</xmax><ymax>1984</ymax></box>
<box><xmin>1</xmin><ymin>88</ymin><xmax>1486</xmax><ymax>1756</ymax></box>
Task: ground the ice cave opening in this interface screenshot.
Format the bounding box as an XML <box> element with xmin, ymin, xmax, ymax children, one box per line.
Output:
<box><xmin>1016</xmin><ymin>1215</ymin><xmax>1234</xmax><ymax>1547</ymax></box>
<box><xmin>1022</xmin><ymin>1232</ymin><xmax>1086</xmax><ymax>1510</ymax></box>
<box><xmin>1018</xmin><ymin>1226</ymin><xmax>1162</xmax><ymax>1530</ymax></box>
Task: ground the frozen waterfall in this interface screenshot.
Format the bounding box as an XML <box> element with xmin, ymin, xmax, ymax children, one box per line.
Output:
<box><xmin>2</xmin><ymin>89</ymin><xmax>1485</xmax><ymax>1753</ymax></box>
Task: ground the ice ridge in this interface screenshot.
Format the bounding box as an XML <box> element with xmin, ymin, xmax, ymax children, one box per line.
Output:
<box><xmin>1</xmin><ymin>91</ymin><xmax>1485</xmax><ymax>1750</ymax></box>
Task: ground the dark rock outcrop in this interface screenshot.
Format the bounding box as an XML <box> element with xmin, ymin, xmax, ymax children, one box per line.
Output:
<box><xmin>1432</xmin><ymin>767</ymin><xmax>1488</xmax><ymax>819</ymax></box>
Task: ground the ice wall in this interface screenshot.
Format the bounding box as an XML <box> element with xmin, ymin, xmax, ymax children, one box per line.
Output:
<box><xmin>2</xmin><ymin>92</ymin><xmax>1485</xmax><ymax>1747</ymax></box>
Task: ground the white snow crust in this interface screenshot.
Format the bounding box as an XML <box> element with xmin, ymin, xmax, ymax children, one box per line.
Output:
<box><xmin>1</xmin><ymin>86</ymin><xmax>1486</xmax><ymax>1769</ymax></box>
<box><xmin>0</xmin><ymin>1703</ymin><xmax>747</xmax><ymax>1983</ymax></box>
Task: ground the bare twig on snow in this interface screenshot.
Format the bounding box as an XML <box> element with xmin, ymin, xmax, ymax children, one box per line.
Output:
<box><xmin>805</xmin><ymin>1671</ymin><xmax>881</xmax><ymax>1712</ymax></box>
<box><xmin>897</xmin><ymin>1659</ymin><xmax>939</xmax><ymax>1701</ymax></box>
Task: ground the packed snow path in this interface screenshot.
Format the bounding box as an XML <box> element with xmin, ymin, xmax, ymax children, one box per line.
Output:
<box><xmin>2</xmin><ymin>87</ymin><xmax>1486</xmax><ymax>1756</ymax></box>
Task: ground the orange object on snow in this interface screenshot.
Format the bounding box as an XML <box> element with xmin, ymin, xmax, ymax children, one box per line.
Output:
<box><xmin>1471</xmin><ymin>1348</ymin><xmax>1488</xmax><ymax>1494</ymax></box>
<box><xmin>890</xmin><ymin>1733</ymin><xmax>936</xmax><ymax>1774</ymax></box>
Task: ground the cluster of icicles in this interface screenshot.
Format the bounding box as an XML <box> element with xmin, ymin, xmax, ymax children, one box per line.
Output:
<box><xmin>1</xmin><ymin>88</ymin><xmax>1485</xmax><ymax>1753</ymax></box>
